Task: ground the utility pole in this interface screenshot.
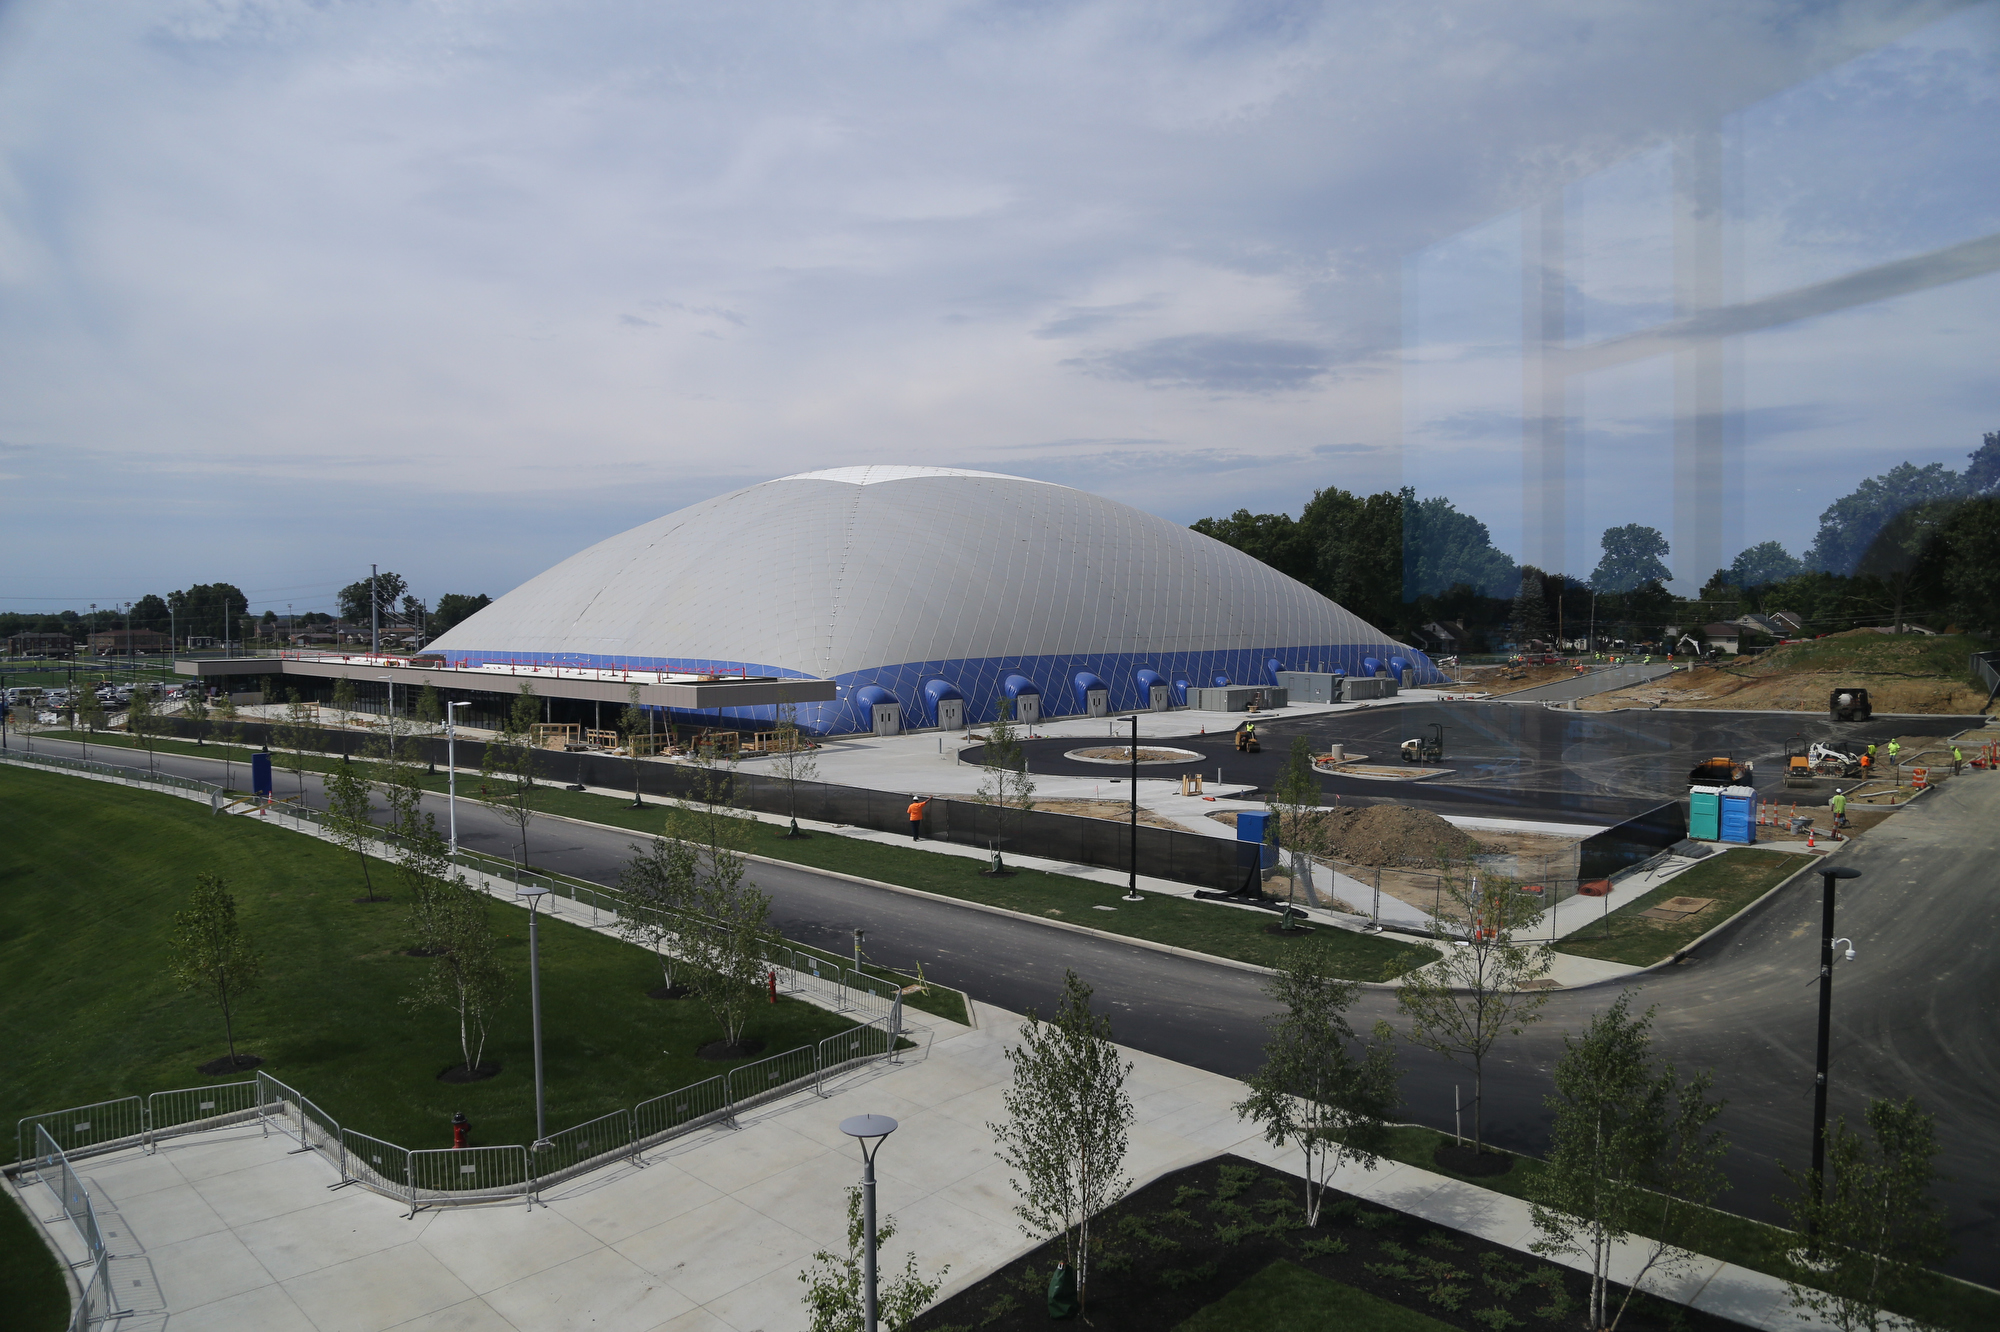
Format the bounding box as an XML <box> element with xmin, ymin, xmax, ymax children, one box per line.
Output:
<box><xmin>370</xmin><ymin>563</ymin><xmax>380</xmax><ymax>654</ymax></box>
<box><xmin>1123</xmin><ymin>714</ymin><xmax>1142</xmax><ymax>901</ymax></box>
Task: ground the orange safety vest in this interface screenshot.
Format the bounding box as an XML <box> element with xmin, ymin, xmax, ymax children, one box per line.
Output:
<box><xmin>908</xmin><ymin>800</ymin><xmax>928</xmax><ymax>821</ymax></box>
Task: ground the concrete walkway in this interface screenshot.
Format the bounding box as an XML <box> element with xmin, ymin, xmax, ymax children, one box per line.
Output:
<box><xmin>11</xmin><ymin>999</ymin><xmax>1854</xmax><ymax>1332</ymax></box>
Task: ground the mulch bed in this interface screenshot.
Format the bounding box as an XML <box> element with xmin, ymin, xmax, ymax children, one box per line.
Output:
<box><xmin>1433</xmin><ymin>1144</ymin><xmax>1514</xmax><ymax>1178</ymax></box>
<box><xmin>910</xmin><ymin>1154</ymin><xmax>1745</xmax><ymax>1332</ymax></box>
<box><xmin>198</xmin><ymin>1054</ymin><xmax>264</xmax><ymax>1076</ymax></box>
<box><xmin>698</xmin><ymin>1038</ymin><xmax>766</xmax><ymax>1061</ymax></box>
<box><xmin>436</xmin><ymin>1062</ymin><xmax>501</xmax><ymax>1083</ymax></box>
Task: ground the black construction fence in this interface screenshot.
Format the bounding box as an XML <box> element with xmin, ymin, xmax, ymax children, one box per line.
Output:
<box><xmin>154</xmin><ymin>716</ymin><xmax>1682</xmax><ymax>897</ymax></box>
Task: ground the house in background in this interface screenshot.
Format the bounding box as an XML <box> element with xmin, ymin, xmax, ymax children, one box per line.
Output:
<box><xmin>1700</xmin><ymin>623</ymin><xmax>1743</xmax><ymax>655</ymax></box>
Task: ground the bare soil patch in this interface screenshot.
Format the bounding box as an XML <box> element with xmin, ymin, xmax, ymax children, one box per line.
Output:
<box><xmin>1033</xmin><ymin>797</ymin><xmax>1187</xmax><ymax>830</ymax></box>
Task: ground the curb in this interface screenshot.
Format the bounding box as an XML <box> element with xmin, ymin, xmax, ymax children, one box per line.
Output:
<box><xmin>1555</xmin><ymin>843</ymin><xmax>1848</xmax><ymax>991</ymax></box>
<box><xmin>521</xmin><ymin>803</ymin><xmax>1435</xmax><ymax>986</ymax></box>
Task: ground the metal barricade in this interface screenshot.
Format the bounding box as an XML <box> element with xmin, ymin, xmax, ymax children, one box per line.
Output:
<box><xmin>145</xmin><ymin>1081</ymin><xmax>262</xmax><ymax>1149</ymax></box>
<box><xmin>255</xmin><ymin>1071</ymin><xmax>342</xmax><ymax>1158</ymax></box>
<box><xmin>725</xmin><ymin>1046</ymin><xmax>818</xmax><ymax>1113</ymax></box>
<box><xmin>633</xmin><ymin>1075</ymin><xmax>730</xmax><ymax>1146</ymax></box>
<box><xmin>816</xmin><ymin>1016</ymin><xmax>897</xmax><ymax>1090</ymax></box>
<box><xmin>339</xmin><ymin>1127</ymin><xmax>412</xmax><ymax>1193</ymax></box>
<box><xmin>35</xmin><ymin>1125</ymin><xmax>104</xmax><ymax>1260</ymax></box>
<box><xmin>17</xmin><ymin>1096</ymin><xmax>145</xmax><ymax>1163</ymax></box>
<box><xmin>536</xmin><ymin>1108</ymin><xmax>637</xmax><ymax>1180</ymax></box>
<box><xmin>838</xmin><ymin>969</ymin><xmax>898</xmax><ymax>1020</ymax></box>
<box><xmin>407</xmin><ymin>1145</ymin><xmax>532</xmax><ymax>1215</ymax></box>
<box><xmin>71</xmin><ymin>1250</ymin><xmax>113</xmax><ymax>1332</ymax></box>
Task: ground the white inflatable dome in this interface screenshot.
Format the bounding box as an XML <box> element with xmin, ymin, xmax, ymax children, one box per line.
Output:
<box><xmin>429</xmin><ymin>465</ymin><xmax>1434</xmax><ymax>732</ymax></box>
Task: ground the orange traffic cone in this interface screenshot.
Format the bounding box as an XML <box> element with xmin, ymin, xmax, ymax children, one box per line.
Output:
<box><xmin>1807</xmin><ymin>829</ymin><xmax>1816</xmax><ymax>849</ymax></box>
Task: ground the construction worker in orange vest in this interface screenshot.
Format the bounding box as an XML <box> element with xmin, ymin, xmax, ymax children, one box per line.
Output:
<box><xmin>908</xmin><ymin>795</ymin><xmax>930</xmax><ymax>841</ymax></box>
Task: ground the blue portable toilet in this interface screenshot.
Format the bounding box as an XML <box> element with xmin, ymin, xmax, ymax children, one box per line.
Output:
<box><xmin>251</xmin><ymin>751</ymin><xmax>273</xmax><ymax>797</ymax></box>
<box><xmin>1688</xmin><ymin>787</ymin><xmax>1721</xmax><ymax>841</ymax></box>
<box><xmin>1719</xmin><ymin>785</ymin><xmax>1759</xmax><ymax>844</ymax></box>
<box><xmin>1236</xmin><ymin>810</ymin><xmax>1279</xmax><ymax>870</ymax></box>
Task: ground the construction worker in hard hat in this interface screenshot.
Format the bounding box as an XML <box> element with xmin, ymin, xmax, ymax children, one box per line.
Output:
<box><xmin>1830</xmin><ymin>789</ymin><xmax>1847</xmax><ymax>829</ymax></box>
<box><xmin>1952</xmin><ymin>743</ymin><xmax>1964</xmax><ymax>775</ymax></box>
<box><xmin>907</xmin><ymin>794</ymin><xmax>930</xmax><ymax>841</ymax></box>
<box><xmin>1885</xmin><ymin>739</ymin><xmax>1901</xmax><ymax>761</ymax></box>
<box><xmin>1866</xmin><ymin>742</ymin><xmax>1877</xmax><ymax>760</ymax></box>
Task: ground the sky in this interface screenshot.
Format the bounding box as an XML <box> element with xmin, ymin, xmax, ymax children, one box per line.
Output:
<box><xmin>2</xmin><ymin>0</ymin><xmax>1995</xmax><ymax>615</ymax></box>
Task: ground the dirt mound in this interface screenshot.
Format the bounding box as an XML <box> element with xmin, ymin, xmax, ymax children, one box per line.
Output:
<box><xmin>1312</xmin><ymin>804</ymin><xmax>1485</xmax><ymax>868</ymax></box>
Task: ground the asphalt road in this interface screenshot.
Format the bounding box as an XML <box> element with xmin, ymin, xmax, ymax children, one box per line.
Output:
<box><xmin>14</xmin><ymin>733</ymin><xmax>1998</xmax><ymax>1282</ymax></box>
<box><xmin>995</xmin><ymin>702</ymin><xmax>1975</xmax><ymax>819</ymax></box>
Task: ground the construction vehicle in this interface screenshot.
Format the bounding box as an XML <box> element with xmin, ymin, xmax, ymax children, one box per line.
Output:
<box><xmin>1399</xmin><ymin>723</ymin><xmax>1444</xmax><ymax>764</ymax></box>
<box><xmin>1234</xmin><ymin>723</ymin><xmax>1262</xmax><ymax>754</ymax></box>
<box><xmin>1808</xmin><ymin>741</ymin><xmax>1862</xmax><ymax>776</ymax></box>
<box><xmin>1688</xmin><ymin>755</ymin><xmax>1752</xmax><ymax>785</ymax></box>
<box><xmin>1829</xmin><ymin>687</ymin><xmax>1873</xmax><ymax>722</ymax></box>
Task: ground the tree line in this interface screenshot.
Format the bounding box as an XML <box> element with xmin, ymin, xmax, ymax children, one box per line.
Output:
<box><xmin>1191</xmin><ymin>430</ymin><xmax>1999</xmax><ymax>647</ymax></box>
<box><xmin>1</xmin><ymin>575</ymin><xmax>493</xmax><ymax>646</ymax></box>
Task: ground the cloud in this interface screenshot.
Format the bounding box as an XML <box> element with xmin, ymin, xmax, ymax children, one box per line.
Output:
<box><xmin>0</xmin><ymin>0</ymin><xmax>1989</xmax><ymax>603</ymax></box>
<box><xmin>1065</xmin><ymin>334</ymin><xmax>1338</xmax><ymax>392</ymax></box>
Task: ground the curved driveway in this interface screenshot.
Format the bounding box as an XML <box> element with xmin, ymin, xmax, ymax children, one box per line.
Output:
<box><xmin>15</xmin><ymin>734</ymin><xmax>1997</xmax><ymax>1281</ymax></box>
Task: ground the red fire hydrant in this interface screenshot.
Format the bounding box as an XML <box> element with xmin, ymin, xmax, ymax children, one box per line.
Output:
<box><xmin>451</xmin><ymin>1111</ymin><xmax>470</xmax><ymax>1150</ymax></box>
<box><xmin>768</xmin><ymin>969</ymin><xmax>778</xmax><ymax>1004</ymax></box>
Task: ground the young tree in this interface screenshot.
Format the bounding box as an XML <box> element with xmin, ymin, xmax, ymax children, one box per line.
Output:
<box><xmin>404</xmin><ymin>876</ymin><xmax>510</xmax><ymax>1075</ymax></box>
<box><xmin>770</xmin><ymin>693</ymin><xmax>821</xmax><ymax>837</ymax></box>
<box><xmin>396</xmin><ymin>804</ymin><xmax>458</xmax><ymax>955</ymax></box>
<box><xmin>479</xmin><ymin>682</ymin><xmax>543</xmax><ymax>881</ymax></box>
<box><xmin>1394</xmin><ymin>859</ymin><xmax>1552</xmax><ymax>1154</ymax></box>
<box><xmin>988</xmin><ymin>970</ymin><xmax>1134</xmax><ymax>1318</ymax></box>
<box><xmin>617</xmin><ymin>833</ymin><xmax>703</xmax><ymax>994</ymax></box>
<box><xmin>618</xmin><ymin>683</ymin><xmax>649</xmax><ymax>808</ymax></box>
<box><xmin>414</xmin><ymin>682</ymin><xmax>445</xmax><ymax>738</ymax></box>
<box><xmin>273</xmin><ymin>690</ymin><xmax>316</xmax><ymax>797</ymax></box>
<box><xmin>973</xmin><ymin>699</ymin><xmax>1035</xmax><ymax>872</ymax></box>
<box><xmin>798</xmin><ymin>1185</ymin><xmax>948</xmax><ymax>1332</ymax></box>
<box><xmin>685</xmin><ymin>865</ymin><xmax>777</xmax><ymax>1050</ymax></box>
<box><xmin>126</xmin><ymin>687</ymin><xmax>162</xmax><ymax>776</ymax></box>
<box><xmin>75</xmin><ymin>686</ymin><xmax>107</xmax><ymax>739</ymax></box>
<box><xmin>1265</xmin><ymin>735</ymin><xmax>1328</xmax><ymax>928</ymax></box>
<box><xmin>169</xmin><ymin>874</ymin><xmax>263</xmax><ymax>1071</ymax></box>
<box><xmin>1527</xmin><ymin>991</ymin><xmax>1729</xmax><ymax>1332</ymax></box>
<box><xmin>1235</xmin><ymin>940</ymin><xmax>1401</xmax><ymax>1226</ymax></box>
<box><xmin>325</xmin><ymin>756</ymin><xmax>384</xmax><ymax>901</ymax></box>
<box><xmin>331</xmin><ymin>674</ymin><xmax>359</xmax><ymax>721</ymax></box>
<box><xmin>183</xmin><ymin>689</ymin><xmax>210</xmax><ymax>746</ymax></box>
<box><xmin>212</xmin><ymin>695</ymin><xmax>240</xmax><ymax>788</ymax></box>
<box><xmin>1779</xmin><ymin>1097</ymin><xmax>1952</xmax><ymax>1332</ymax></box>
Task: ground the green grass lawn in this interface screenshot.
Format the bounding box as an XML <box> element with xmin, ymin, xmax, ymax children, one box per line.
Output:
<box><xmin>1175</xmin><ymin>1260</ymin><xmax>1454</xmax><ymax>1331</ymax></box>
<box><xmin>0</xmin><ymin>764</ymin><xmax>875</xmax><ymax>1155</ymax></box>
<box><xmin>1749</xmin><ymin>630</ymin><xmax>1991</xmax><ymax>681</ymax></box>
<box><xmin>0</xmin><ymin>1189</ymin><xmax>70</xmax><ymax>1332</ymax></box>
<box><xmin>1372</xmin><ymin>1125</ymin><xmax>1998</xmax><ymax>1332</ymax></box>
<box><xmin>28</xmin><ymin>729</ymin><xmax>1437</xmax><ymax>981</ymax></box>
<box><xmin>1554</xmin><ymin>849</ymin><xmax>1812</xmax><ymax>967</ymax></box>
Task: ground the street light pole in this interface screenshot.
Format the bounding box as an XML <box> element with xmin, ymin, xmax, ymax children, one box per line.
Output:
<box><xmin>1122</xmin><ymin>714</ymin><xmax>1142</xmax><ymax>901</ymax></box>
<box><xmin>839</xmin><ymin>1114</ymin><xmax>900</xmax><ymax>1332</ymax></box>
<box><xmin>519</xmin><ymin>886</ymin><xmax>552</xmax><ymax>1151</ymax></box>
<box><xmin>1809</xmin><ymin>863</ymin><xmax>1862</xmax><ymax>1238</ymax></box>
<box><xmin>447</xmin><ymin>700</ymin><xmax>471</xmax><ymax>854</ymax></box>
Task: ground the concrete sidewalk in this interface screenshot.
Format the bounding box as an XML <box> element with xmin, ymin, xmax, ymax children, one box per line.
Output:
<box><xmin>12</xmin><ymin>1001</ymin><xmax>1853</xmax><ymax>1332</ymax></box>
